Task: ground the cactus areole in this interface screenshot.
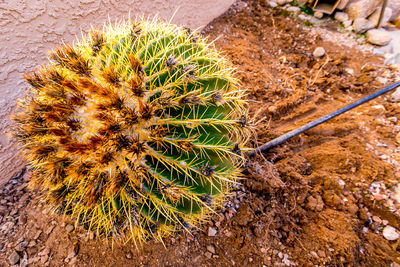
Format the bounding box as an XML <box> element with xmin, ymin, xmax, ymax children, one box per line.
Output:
<box><xmin>13</xmin><ymin>18</ymin><xmax>249</xmax><ymax>243</ymax></box>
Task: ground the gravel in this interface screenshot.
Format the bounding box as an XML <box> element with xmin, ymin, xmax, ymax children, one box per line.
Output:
<box><xmin>208</xmin><ymin>227</ymin><xmax>217</xmax><ymax>237</ymax></box>
<box><xmin>8</xmin><ymin>251</ymin><xmax>20</xmax><ymax>265</ymax></box>
<box><xmin>313</xmin><ymin>47</ymin><xmax>325</xmax><ymax>58</ymax></box>
<box><xmin>65</xmin><ymin>224</ymin><xmax>75</xmax><ymax>233</ymax></box>
<box><xmin>382</xmin><ymin>226</ymin><xmax>400</xmax><ymax>241</ymax></box>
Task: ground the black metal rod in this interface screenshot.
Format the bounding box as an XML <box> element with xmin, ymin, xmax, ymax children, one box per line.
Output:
<box><xmin>248</xmin><ymin>81</ymin><xmax>400</xmax><ymax>158</ymax></box>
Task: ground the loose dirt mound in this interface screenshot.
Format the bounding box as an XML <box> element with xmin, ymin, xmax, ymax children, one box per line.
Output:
<box><xmin>1</xmin><ymin>1</ymin><xmax>400</xmax><ymax>266</ymax></box>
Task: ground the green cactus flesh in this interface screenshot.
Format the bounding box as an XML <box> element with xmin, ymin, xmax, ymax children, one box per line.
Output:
<box><xmin>13</xmin><ymin>18</ymin><xmax>249</xmax><ymax>243</ymax></box>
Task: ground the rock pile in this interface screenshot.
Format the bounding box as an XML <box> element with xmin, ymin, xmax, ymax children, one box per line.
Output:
<box><xmin>269</xmin><ymin>0</ymin><xmax>400</xmax><ymax>46</ymax></box>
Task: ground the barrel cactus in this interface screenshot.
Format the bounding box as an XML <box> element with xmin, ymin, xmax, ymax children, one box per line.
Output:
<box><xmin>12</xmin><ymin>18</ymin><xmax>249</xmax><ymax>243</ymax></box>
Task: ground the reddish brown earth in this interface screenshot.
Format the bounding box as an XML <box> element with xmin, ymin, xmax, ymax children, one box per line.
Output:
<box><xmin>1</xmin><ymin>1</ymin><xmax>400</xmax><ymax>266</ymax></box>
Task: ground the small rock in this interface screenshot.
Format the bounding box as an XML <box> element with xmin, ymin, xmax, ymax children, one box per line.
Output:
<box><xmin>353</xmin><ymin>18</ymin><xmax>375</xmax><ymax>33</ymax></box>
<box><xmin>33</xmin><ymin>230</ymin><xmax>42</xmax><ymax>240</ymax></box>
<box><xmin>392</xmin><ymin>88</ymin><xmax>400</xmax><ymax>102</ymax></box>
<box><xmin>342</xmin><ymin>20</ymin><xmax>352</xmax><ymax>28</ymax></box>
<box><xmin>396</xmin><ymin>132</ymin><xmax>400</xmax><ymax>145</ymax></box>
<box><xmin>45</xmin><ymin>225</ymin><xmax>56</xmax><ymax>235</ymax></box>
<box><xmin>28</xmin><ymin>257</ymin><xmax>40</xmax><ymax>264</ymax></box>
<box><xmin>268</xmin><ymin>1</ymin><xmax>278</xmax><ymax>8</ymax></box>
<box><xmin>126</xmin><ymin>253</ymin><xmax>132</xmax><ymax>259</ymax></box>
<box><xmin>314</xmin><ymin>11</ymin><xmax>323</xmax><ymax>19</ymax></box>
<box><xmin>89</xmin><ymin>232</ymin><xmax>95</xmax><ymax>240</ymax></box>
<box><xmin>372</xmin><ymin>216</ymin><xmax>382</xmax><ymax>224</ymax></box>
<box><xmin>372</xmin><ymin>104</ymin><xmax>385</xmax><ymax>111</ymax></box>
<box><xmin>383</xmin><ymin>226</ymin><xmax>399</xmax><ymax>240</ymax></box>
<box><xmin>65</xmin><ymin>224</ymin><xmax>75</xmax><ymax>233</ymax></box>
<box><xmin>310</xmin><ymin>251</ymin><xmax>319</xmax><ymax>258</ymax></box>
<box><xmin>40</xmin><ymin>248</ymin><xmax>51</xmax><ymax>257</ymax></box>
<box><xmin>345</xmin><ymin>68</ymin><xmax>354</xmax><ymax>76</ymax></box>
<box><xmin>313</xmin><ymin>47</ymin><xmax>325</xmax><ymax>58</ymax></box>
<box><xmin>19</xmin><ymin>241</ymin><xmax>29</xmax><ymax>249</ymax></box>
<box><xmin>287</xmin><ymin>6</ymin><xmax>300</xmax><ymax>13</ymax></box>
<box><xmin>334</xmin><ymin>12</ymin><xmax>349</xmax><ymax>22</ymax></box>
<box><xmin>366</xmin><ymin>29</ymin><xmax>392</xmax><ymax>46</ymax></box>
<box><xmin>205</xmin><ymin>252</ymin><xmax>212</xmax><ymax>259</ymax></box>
<box><xmin>208</xmin><ymin>227</ymin><xmax>217</xmax><ymax>237</ymax></box>
<box><xmin>305</xmin><ymin>195</ymin><xmax>324</xmax><ymax>211</ymax></box>
<box><xmin>347</xmin><ymin>204</ymin><xmax>359</xmax><ymax>215</ymax></box>
<box><xmin>40</xmin><ymin>254</ymin><xmax>49</xmax><ymax>264</ymax></box>
<box><xmin>206</xmin><ymin>244</ymin><xmax>216</xmax><ymax>254</ymax></box>
<box><xmin>1</xmin><ymin>221</ymin><xmax>15</xmax><ymax>232</ymax></box>
<box><xmin>276</xmin><ymin>0</ymin><xmax>290</xmax><ymax>5</ymax></box>
<box><xmin>267</xmin><ymin>105</ymin><xmax>277</xmax><ymax>113</ymax></box>
<box><xmin>28</xmin><ymin>240</ymin><xmax>36</xmax><ymax>248</ymax></box>
<box><xmin>317</xmin><ymin>250</ymin><xmax>326</xmax><ymax>258</ymax></box>
<box><xmin>19</xmin><ymin>193</ymin><xmax>29</xmax><ymax>203</ymax></box>
<box><xmin>9</xmin><ymin>251</ymin><xmax>20</xmax><ymax>265</ymax></box>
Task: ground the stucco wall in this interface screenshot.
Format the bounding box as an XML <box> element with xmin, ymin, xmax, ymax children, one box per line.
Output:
<box><xmin>0</xmin><ymin>0</ymin><xmax>234</xmax><ymax>185</ymax></box>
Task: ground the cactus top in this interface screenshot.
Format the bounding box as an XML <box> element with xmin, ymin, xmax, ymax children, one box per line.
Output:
<box><xmin>13</xmin><ymin>18</ymin><xmax>249</xmax><ymax>243</ymax></box>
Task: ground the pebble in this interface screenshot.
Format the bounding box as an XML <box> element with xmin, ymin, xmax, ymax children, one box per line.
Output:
<box><xmin>33</xmin><ymin>230</ymin><xmax>42</xmax><ymax>240</ymax></box>
<box><xmin>382</xmin><ymin>226</ymin><xmax>399</xmax><ymax>241</ymax></box>
<box><xmin>366</xmin><ymin>29</ymin><xmax>392</xmax><ymax>46</ymax></box>
<box><xmin>372</xmin><ymin>216</ymin><xmax>382</xmax><ymax>224</ymax></box>
<box><xmin>276</xmin><ymin>0</ymin><xmax>290</xmax><ymax>5</ymax></box>
<box><xmin>353</xmin><ymin>18</ymin><xmax>375</xmax><ymax>34</ymax></box>
<box><xmin>208</xmin><ymin>227</ymin><xmax>217</xmax><ymax>237</ymax></box>
<box><xmin>45</xmin><ymin>224</ymin><xmax>56</xmax><ymax>235</ymax></box>
<box><xmin>40</xmin><ymin>248</ymin><xmax>51</xmax><ymax>257</ymax></box>
<box><xmin>206</xmin><ymin>244</ymin><xmax>216</xmax><ymax>254</ymax></box>
<box><xmin>40</xmin><ymin>254</ymin><xmax>49</xmax><ymax>264</ymax></box>
<box><xmin>317</xmin><ymin>250</ymin><xmax>326</xmax><ymax>258</ymax></box>
<box><xmin>65</xmin><ymin>224</ymin><xmax>75</xmax><ymax>233</ymax></box>
<box><xmin>205</xmin><ymin>252</ymin><xmax>212</xmax><ymax>259</ymax></box>
<box><xmin>392</xmin><ymin>88</ymin><xmax>400</xmax><ymax>102</ymax></box>
<box><xmin>1</xmin><ymin>221</ymin><xmax>15</xmax><ymax>232</ymax></box>
<box><xmin>28</xmin><ymin>240</ymin><xmax>36</xmax><ymax>248</ymax></box>
<box><xmin>9</xmin><ymin>251</ymin><xmax>20</xmax><ymax>265</ymax></box>
<box><xmin>334</xmin><ymin>12</ymin><xmax>349</xmax><ymax>22</ymax></box>
<box><xmin>126</xmin><ymin>253</ymin><xmax>132</xmax><ymax>259</ymax></box>
<box><xmin>396</xmin><ymin>132</ymin><xmax>400</xmax><ymax>145</ymax></box>
<box><xmin>28</xmin><ymin>257</ymin><xmax>40</xmax><ymax>264</ymax></box>
<box><xmin>269</xmin><ymin>1</ymin><xmax>278</xmax><ymax>8</ymax></box>
<box><xmin>342</xmin><ymin>20</ymin><xmax>352</xmax><ymax>27</ymax></box>
<box><xmin>344</xmin><ymin>68</ymin><xmax>354</xmax><ymax>76</ymax></box>
<box><xmin>314</xmin><ymin>11</ymin><xmax>323</xmax><ymax>19</ymax></box>
<box><xmin>310</xmin><ymin>251</ymin><xmax>318</xmax><ymax>258</ymax></box>
<box><xmin>313</xmin><ymin>47</ymin><xmax>325</xmax><ymax>58</ymax></box>
<box><xmin>287</xmin><ymin>6</ymin><xmax>300</xmax><ymax>13</ymax></box>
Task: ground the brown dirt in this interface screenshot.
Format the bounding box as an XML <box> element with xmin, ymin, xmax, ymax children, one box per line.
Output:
<box><xmin>1</xmin><ymin>1</ymin><xmax>400</xmax><ymax>266</ymax></box>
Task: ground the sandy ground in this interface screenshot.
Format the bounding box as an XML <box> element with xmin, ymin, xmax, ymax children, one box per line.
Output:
<box><xmin>1</xmin><ymin>0</ymin><xmax>400</xmax><ymax>266</ymax></box>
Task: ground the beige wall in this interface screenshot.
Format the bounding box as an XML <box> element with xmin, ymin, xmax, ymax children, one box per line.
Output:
<box><xmin>0</xmin><ymin>0</ymin><xmax>234</xmax><ymax>185</ymax></box>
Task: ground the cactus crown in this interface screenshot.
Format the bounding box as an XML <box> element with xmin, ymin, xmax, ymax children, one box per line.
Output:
<box><xmin>13</xmin><ymin>18</ymin><xmax>249</xmax><ymax>243</ymax></box>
